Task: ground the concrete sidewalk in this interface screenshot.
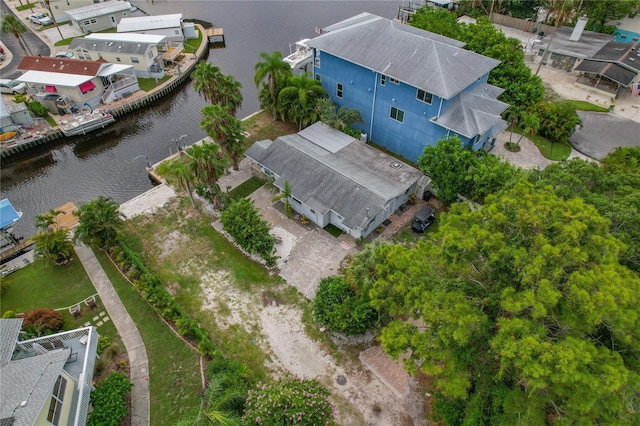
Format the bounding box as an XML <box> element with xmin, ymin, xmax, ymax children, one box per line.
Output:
<box><xmin>74</xmin><ymin>243</ymin><xmax>150</xmax><ymax>426</ymax></box>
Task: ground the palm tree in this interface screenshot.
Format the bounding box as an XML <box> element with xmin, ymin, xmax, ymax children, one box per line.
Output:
<box><xmin>516</xmin><ymin>112</ymin><xmax>540</xmax><ymax>145</ymax></box>
<box><xmin>33</xmin><ymin>210</ymin><xmax>73</xmax><ymax>266</ymax></box>
<box><xmin>316</xmin><ymin>98</ymin><xmax>364</xmax><ymax>132</ymax></box>
<box><xmin>219</xmin><ymin>75</ymin><xmax>243</xmax><ymax>117</ymax></box>
<box><xmin>1</xmin><ymin>14</ymin><xmax>32</xmax><ymax>56</ymax></box>
<box><xmin>200</xmin><ymin>104</ymin><xmax>246</xmax><ymax>170</ymax></box>
<box><xmin>74</xmin><ymin>196</ymin><xmax>123</xmax><ymax>248</ymax></box>
<box><xmin>187</xmin><ymin>141</ymin><xmax>228</xmax><ymax>207</ymax></box>
<box><xmin>191</xmin><ymin>62</ymin><xmax>227</xmax><ymax>104</ymax></box>
<box><xmin>503</xmin><ymin>106</ymin><xmax>522</xmax><ymax>144</ymax></box>
<box><xmin>272</xmin><ymin>180</ymin><xmax>292</xmax><ymax>218</ymax></box>
<box><xmin>277</xmin><ymin>73</ymin><xmax>327</xmax><ymax>130</ymax></box>
<box><xmin>254</xmin><ymin>51</ymin><xmax>293</xmax><ymax>119</ymax></box>
<box><xmin>171</xmin><ymin>158</ymin><xmax>197</xmax><ymax>208</ymax></box>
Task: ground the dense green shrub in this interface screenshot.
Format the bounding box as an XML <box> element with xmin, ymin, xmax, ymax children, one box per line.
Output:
<box><xmin>28</xmin><ymin>101</ymin><xmax>49</xmax><ymax>118</ymax></box>
<box><xmin>88</xmin><ymin>372</ymin><xmax>133</xmax><ymax>426</ymax></box>
<box><xmin>313</xmin><ymin>276</ymin><xmax>377</xmax><ymax>335</ymax></box>
<box><xmin>220</xmin><ymin>198</ymin><xmax>276</xmax><ymax>266</ymax></box>
<box><xmin>243</xmin><ymin>375</ymin><xmax>335</xmax><ymax>426</ymax></box>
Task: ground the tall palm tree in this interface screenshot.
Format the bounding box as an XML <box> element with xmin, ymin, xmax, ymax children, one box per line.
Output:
<box><xmin>200</xmin><ymin>104</ymin><xmax>246</xmax><ymax>170</ymax></box>
<box><xmin>316</xmin><ymin>98</ymin><xmax>364</xmax><ymax>132</ymax></box>
<box><xmin>277</xmin><ymin>73</ymin><xmax>327</xmax><ymax>130</ymax></box>
<box><xmin>272</xmin><ymin>180</ymin><xmax>292</xmax><ymax>218</ymax></box>
<box><xmin>254</xmin><ymin>51</ymin><xmax>293</xmax><ymax>119</ymax></box>
<box><xmin>219</xmin><ymin>75</ymin><xmax>243</xmax><ymax>117</ymax></box>
<box><xmin>74</xmin><ymin>196</ymin><xmax>123</xmax><ymax>248</ymax></box>
<box><xmin>187</xmin><ymin>141</ymin><xmax>228</xmax><ymax>207</ymax></box>
<box><xmin>1</xmin><ymin>14</ymin><xmax>32</xmax><ymax>56</ymax></box>
<box><xmin>191</xmin><ymin>62</ymin><xmax>227</xmax><ymax>104</ymax></box>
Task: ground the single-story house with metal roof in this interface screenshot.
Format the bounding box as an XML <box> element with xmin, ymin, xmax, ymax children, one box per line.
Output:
<box><xmin>306</xmin><ymin>13</ymin><xmax>509</xmax><ymax>161</ymax></box>
<box><xmin>534</xmin><ymin>17</ymin><xmax>613</xmax><ymax>71</ymax></box>
<box><xmin>38</xmin><ymin>0</ymin><xmax>105</xmax><ymax>23</ymax></box>
<box><xmin>574</xmin><ymin>41</ymin><xmax>640</xmax><ymax>96</ymax></box>
<box><xmin>16</xmin><ymin>56</ymin><xmax>139</xmax><ymax>110</ymax></box>
<box><xmin>0</xmin><ymin>319</ymin><xmax>100</xmax><ymax>426</ymax></box>
<box><xmin>70</xmin><ymin>33</ymin><xmax>167</xmax><ymax>78</ymax></box>
<box><xmin>245</xmin><ymin>122</ymin><xmax>427</xmax><ymax>239</ymax></box>
<box><xmin>117</xmin><ymin>14</ymin><xmax>185</xmax><ymax>42</ymax></box>
<box><xmin>66</xmin><ymin>1</ymin><xmax>133</xmax><ymax>34</ymax></box>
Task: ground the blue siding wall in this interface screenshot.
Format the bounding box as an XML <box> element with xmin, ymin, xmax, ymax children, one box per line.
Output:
<box><xmin>314</xmin><ymin>50</ymin><xmax>493</xmax><ymax>162</ymax></box>
<box><xmin>613</xmin><ymin>29</ymin><xmax>640</xmax><ymax>42</ymax></box>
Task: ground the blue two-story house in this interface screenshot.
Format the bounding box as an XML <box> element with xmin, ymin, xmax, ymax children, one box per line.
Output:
<box><xmin>307</xmin><ymin>13</ymin><xmax>509</xmax><ymax>162</ymax></box>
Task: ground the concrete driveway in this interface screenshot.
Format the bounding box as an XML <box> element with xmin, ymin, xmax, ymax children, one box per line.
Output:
<box><xmin>569</xmin><ymin>111</ymin><xmax>640</xmax><ymax>160</ymax></box>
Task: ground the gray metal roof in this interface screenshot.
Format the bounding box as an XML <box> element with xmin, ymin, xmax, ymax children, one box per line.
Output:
<box><xmin>431</xmin><ymin>83</ymin><xmax>509</xmax><ymax>138</ymax></box>
<box><xmin>545</xmin><ymin>26</ymin><xmax>612</xmax><ymax>59</ymax></box>
<box><xmin>67</xmin><ymin>1</ymin><xmax>131</xmax><ymax>20</ymax></box>
<box><xmin>574</xmin><ymin>60</ymin><xmax>638</xmax><ymax>86</ymax></box>
<box><xmin>308</xmin><ymin>13</ymin><xmax>500</xmax><ymax>99</ymax></box>
<box><xmin>70</xmin><ymin>38</ymin><xmax>155</xmax><ymax>55</ymax></box>
<box><xmin>245</xmin><ymin>122</ymin><xmax>422</xmax><ymax>230</ymax></box>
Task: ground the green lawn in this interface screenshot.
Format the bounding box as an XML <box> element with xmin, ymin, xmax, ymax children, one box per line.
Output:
<box><xmin>509</xmin><ymin>127</ymin><xmax>571</xmax><ymax>161</ymax></box>
<box><xmin>565</xmin><ymin>100</ymin><xmax>609</xmax><ymax>112</ymax></box>
<box><xmin>228</xmin><ymin>176</ymin><xmax>265</xmax><ymax>200</ymax></box>
<box><xmin>94</xmin><ymin>250</ymin><xmax>202</xmax><ymax>425</ymax></box>
<box><xmin>138</xmin><ymin>75</ymin><xmax>172</xmax><ymax>92</ymax></box>
<box><xmin>1</xmin><ymin>255</ymin><xmax>95</xmax><ymax>315</ymax></box>
<box><xmin>185</xmin><ymin>30</ymin><xmax>203</xmax><ymax>53</ymax></box>
<box><xmin>54</xmin><ymin>37</ymin><xmax>74</xmax><ymax>46</ymax></box>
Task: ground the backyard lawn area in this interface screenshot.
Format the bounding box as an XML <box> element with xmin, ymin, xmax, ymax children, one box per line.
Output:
<box><xmin>1</xmin><ymin>254</ymin><xmax>95</xmax><ymax>315</ymax></box>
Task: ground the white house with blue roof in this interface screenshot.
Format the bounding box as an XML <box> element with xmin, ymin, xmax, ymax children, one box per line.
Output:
<box><xmin>307</xmin><ymin>13</ymin><xmax>509</xmax><ymax>162</ymax></box>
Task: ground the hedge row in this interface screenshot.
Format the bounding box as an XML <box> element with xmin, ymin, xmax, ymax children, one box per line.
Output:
<box><xmin>109</xmin><ymin>242</ymin><xmax>217</xmax><ymax>357</ymax></box>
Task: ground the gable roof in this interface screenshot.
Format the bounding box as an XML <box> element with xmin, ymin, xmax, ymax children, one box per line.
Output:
<box><xmin>67</xmin><ymin>0</ymin><xmax>131</xmax><ymax>20</ymax></box>
<box><xmin>245</xmin><ymin>122</ymin><xmax>422</xmax><ymax>231</ymax></box>
<box><xmin>18</xmin><ymin>56</ymin><xmax>107</xmax><ymax>76</ymax></box>
<box><xmin>432</xmin><ymin>83</ymin><xmax>509</xmax><ymax>138</ymax></box>
<box><xmin>117</xmin><ymin>14</ymin><xmax>182</xmax><ymax>32</ymax></box>
<box><xmin>70</xmin><ymin>38</ymin><xmax>155</xmax><ymax>55</ymax></box>
<box><xmin>84</xmin><ymin>33</ymin><xmax>167</xmax><ymax>44</ymax></box>
<box><xmin>308</xmin><ymin>13</ymin><xmax>500</xmax><ymax>99</ymax></box>
<box><xmin>545</xmin><ymin>26</ymin><xmax>612</xmax><ymax>59</ymax></box>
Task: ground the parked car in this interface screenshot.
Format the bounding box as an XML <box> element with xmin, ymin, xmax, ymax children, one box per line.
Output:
<box><xmin>411</xmin><ymin>205</ymin><xmax>436</xmax><ymax>234</ymax></box>
<box><xmin>52</xmin><ymin>51</ymin><xmax>74</xmax><ymax>59</ymax></box>
<box><xmin>29</xmin><ymin>13</ymin><xmax>52</xmax><ymax>25</ymax></box>
<box><xmin>0</xmin><ymin>79</ymin><xmax>27</xmax><ymax>94</ymax></box>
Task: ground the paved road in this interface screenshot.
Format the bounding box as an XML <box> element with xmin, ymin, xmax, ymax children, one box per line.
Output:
<box><xmin>74</xmin><ymin>243</ymin><xmax>150</xmax><ymax>426</ymax></box>
<box><xmin>570</xmin><ymin>111</ymin><xmax>640</xmax><ymax>160</ymax></box>
<box><xmin>0</xmin><ymin>0</ymin><xmax>50</xmax><ymax>79</ymax></box>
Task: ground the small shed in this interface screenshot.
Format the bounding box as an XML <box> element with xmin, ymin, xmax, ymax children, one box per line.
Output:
<box><xmin>6</xmin><ymin>102</ymin><xmax>34</xmax><ymax>126</ymax></box>
<box><xmin>67</xmin><ymin>1</ymin><xmax>133</xmax><ymax>34</ymax></box>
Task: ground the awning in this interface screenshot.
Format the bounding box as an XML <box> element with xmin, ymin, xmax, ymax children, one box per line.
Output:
<box><xmin>79</xmin><ymin>80</ymin><xmax>96</xmax><ymax>93</ymax></box>
<box><xmin>45</xmin><ymin>85</ymin><xmax>57</xmax><ymax>93</ymax></box>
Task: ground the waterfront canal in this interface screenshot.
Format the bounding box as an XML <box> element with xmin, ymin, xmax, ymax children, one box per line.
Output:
<box><xmin>1</xmin><ymin>1</ymin><xmax>398</xmax><ymax>238</ymax></box>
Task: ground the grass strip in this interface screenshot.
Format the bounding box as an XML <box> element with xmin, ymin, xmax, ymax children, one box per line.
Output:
<box><xmin>94</xmin><ymin>250</ymin><xmax>202</xmax><ymax>426</ymax></box>
<box><xmin>228</xmin><ymin>176</ymin><xmax>265</xmax><ymax>200</ymax></box>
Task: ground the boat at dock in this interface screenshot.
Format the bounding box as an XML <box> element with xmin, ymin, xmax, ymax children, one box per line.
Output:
<box><xmin>283</xmin><ymin>38</ymin><xmax>312</xmax><ymax>74</ymax></box>
<box><xmin>59</xmin><ymin>108</ymin><xmax>116</xmax><ymax>136</ymax></box>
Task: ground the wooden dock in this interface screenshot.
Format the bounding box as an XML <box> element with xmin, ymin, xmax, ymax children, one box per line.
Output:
<box><xmin>205</xmin><ymin>27</ymin><xmax>225</xmax><ymax>44</ymax></box>
<box><xmin>51</xmin><ymin>202</ymin><xmax>79</xmax><ymax>231</ymax></box>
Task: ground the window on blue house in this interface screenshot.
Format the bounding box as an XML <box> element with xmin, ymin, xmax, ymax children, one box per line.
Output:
<box><xmin>315</xmin><ymin>51</ymin><xmax>321</xmax><ymax>67</ymax></box>
<box><xmin>315</xmin><ymin>74</ymin><xmax>321</xmax><ymax>82</ymax></box>
<box><xmin>390</xmin><ymin>106</ymin><xmax>404</xmax><ymax>123</ymax></box>
<box><xmin>620</xmin><ymin>33</ymin><xmax>628</xmax><ymax>39</ymax></box>
<box><xmin>416</xmin><ymin>89</ymin><xmax>432</xmax><ymax>104</ymax></box>
<box><xmin>380</xmin><ymin>75</ymin><xmax>386</xmax><ymax>86</ymax></box>
<box><xmin>389</xmin><ymin>77</ymin><xmax>399</xmax><ymax>85</ymax></box>
<box><xmin>336</xmin><ymin>83</ymin><xmax>343</xmax><ymax>98</ymax></box>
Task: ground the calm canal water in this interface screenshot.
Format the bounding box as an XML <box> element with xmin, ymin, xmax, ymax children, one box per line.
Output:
<box><xmin>1</xmin><ymin>1</ymin><xmax>399</xmax><ymax>238</ymax></box>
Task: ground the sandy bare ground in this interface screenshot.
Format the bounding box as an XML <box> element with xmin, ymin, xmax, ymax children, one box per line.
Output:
<box><xmin>194</xmin><ymin>245</ymin><xmax>413</xmax><ymax>425</ymax></box>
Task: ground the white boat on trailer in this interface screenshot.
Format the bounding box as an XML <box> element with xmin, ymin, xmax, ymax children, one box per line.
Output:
<box><xmin>283</xmin><ymin>38</ymin><xmax>313</xmax><ymax>74</ymax></box>
<box><xmin>59</xmin><ymin>108</ymin><xmax>115</xmax><ymax>136</ymax></box>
